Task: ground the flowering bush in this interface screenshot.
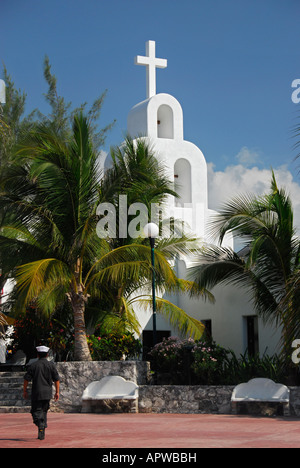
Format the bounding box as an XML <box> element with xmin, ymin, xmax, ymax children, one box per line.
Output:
<box><xmin>12</xmin><ymin>306</ymin><xmax>50</xmax><ymax>358</ymax></box>
<box><xmin>149</xmin><ymin>336</ymin><xmax>189</xmax><ymax>369</ymax></box>
<box><xmin>10</xmin><ymin>303</ymin><xmax>142</xmax><ymax>362</ymax></box>
<box><xmin>48</xmin><ymin>321</ymin><xmax>74</xmax><ymax>361</ymax></box>
<box><xmin>149</xmin><ymin>336</ymin><xmax>230</xmax><ymax>384</ymax></box>
<box><xmin>148</xmin><ymin>336</ymin><xmax>285</xmax><ymax>385</ymax></box>
<box><xmin>10</xmin><ymin>304</ymin><xmax>75</xmax><ymax>361</ymax></box>
<box><xmin>148</xmin><ymin>336</ymin><xmax>196</xmax><ymax>383</ymax></box>
<box><xmin>191</xmin><ymin>340</ymin><xmax>229</xmax><ymax>384</ymax></box>
<box><xmin>87</xmin><ymin>332</ymin><xmax>142</xmax><ymax>361</ymax></box>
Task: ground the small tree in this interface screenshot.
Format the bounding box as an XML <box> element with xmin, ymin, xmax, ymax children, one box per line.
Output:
<box><xmin>189</xmin><ymin>172</ymin><xmax>300</xmax><ymax>363</ymax></box>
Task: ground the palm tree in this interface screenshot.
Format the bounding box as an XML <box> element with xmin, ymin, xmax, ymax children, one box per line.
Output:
<box><xmin>99</xmin><ymin>136</ymin><xmax>178</xmax><ymax>247</ymax></box>
<box><xmin>0</xmin><ymin>116</ymin><xmax>207</xmax><ymax>360</ymax></box>
<box><xmin>189</xmin><ymin>172</ymin><xmax>300</xmax><ymax>361</ymax></box>
<box><xmin>103</xmin><ymin>137</ymin><xmax>212</xmax><ymax>336</ymax></box>
<box><xmin>0</xmin><ymin>113</ymin><xmax>106</xmax><ymax>360</ymax></box>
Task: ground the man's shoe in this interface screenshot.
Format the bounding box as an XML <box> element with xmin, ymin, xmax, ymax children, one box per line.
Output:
<box><xmin>38</xmin><ymin>428</ymin><xmax>45</xmax><ymax>440</ymax></box>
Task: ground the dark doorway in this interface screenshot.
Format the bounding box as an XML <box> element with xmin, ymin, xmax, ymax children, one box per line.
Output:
<box><xmin>246</xmin><ymin>316</ymin><xmax>259</xmax><ymax>356</ymax></box>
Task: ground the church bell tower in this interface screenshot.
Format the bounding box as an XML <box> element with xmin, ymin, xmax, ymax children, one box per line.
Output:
<box><xmin>127</xmin><ymin>40</ymin><xmax>214</xmax><ymax>244</ymax></box>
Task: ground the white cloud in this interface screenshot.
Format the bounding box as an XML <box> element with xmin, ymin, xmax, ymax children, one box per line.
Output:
<box><xmin>235</xmin><ymin>146</ymin><xmax>261</xmax><ymax>167</ymax></box>
<box><xmin>207</xmin><ymin>162</ymin><xmax>300</xmax><ymax>233</ymax></box>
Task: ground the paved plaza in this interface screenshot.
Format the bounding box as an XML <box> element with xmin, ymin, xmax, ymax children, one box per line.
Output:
<box><xmin>0</xmin><ymin>412</ymin><xmax>300</xmax><ymax>448</ymax></box>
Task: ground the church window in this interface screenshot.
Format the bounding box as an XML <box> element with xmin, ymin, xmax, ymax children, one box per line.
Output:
<box><xmin>157</xmin><ymin>104</ymin><xmax>174</xmax><ymax>139</ymax></box>
<box><xmin>202</xmin><ymin>320</ymin><xmax>212</xmax><ymax>340</ymax></box>
<box><xmin>245</xmin><ymin>316</ymin><xmax>259</xmax><ymax>356</ymax></box>
<box><xmin>174</xmin><ymin>158</ymin><xmax>192</xmax><ymax>206</ymax></box>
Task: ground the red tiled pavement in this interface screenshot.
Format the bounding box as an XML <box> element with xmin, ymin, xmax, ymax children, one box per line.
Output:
<box><xmin>1</xmin><ymin>413</ymin><xmax>300</xmax><ymax>448</ymax></box>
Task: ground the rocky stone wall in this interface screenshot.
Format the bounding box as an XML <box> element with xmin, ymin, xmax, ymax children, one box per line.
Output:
<box><xmin>289</xmin><ymin>387</ymin><xmax>300</xmax><ymax>416</ymax></box>
<box><xmin>53</xmin><ymin>361</ymin><xmax>150</xmax><ymax>412</ymax></box>
<box><xmin>138</xmin><ymin>385</ymin><xmax>234</xmax><ymax>414</ymax></box>
<box><xmin>50</xmin><ymin>362</ymin><xmax>300</xmax><ymax>416</ymax></box>
<box><xmin>139</xmin><ymin>385</ymin><xmax>300</xmax><ymax>416</ymax></box>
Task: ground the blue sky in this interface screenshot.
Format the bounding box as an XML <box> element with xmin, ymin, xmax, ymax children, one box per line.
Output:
<box><xmin>1</xmin><ymin>0</ymin><xmax>300</xmax><ymax>212</ymax></box>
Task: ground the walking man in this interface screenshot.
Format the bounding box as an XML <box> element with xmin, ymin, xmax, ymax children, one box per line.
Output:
<box><xmin>23</xmin><ymin>345</ymin><xmax>60</xmax><ymax>440</ymax></box>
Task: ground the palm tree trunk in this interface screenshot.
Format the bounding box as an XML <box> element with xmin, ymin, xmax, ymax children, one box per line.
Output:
<box><xmin>68</xmin><ymin>290</ymin><xmax>92</xmax><ymax>361</ymax></box>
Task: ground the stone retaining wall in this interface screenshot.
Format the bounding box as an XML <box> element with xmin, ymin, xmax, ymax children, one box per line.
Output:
<box><xmin>138</xmin><ymin>385</ymin><xmax>234</xmax><ymax>414</ymax></box>
<box><xmin>54</xmin><ymin>361</ymin><xmax>150</xmax><ymax>412</ymax></box>
<box><xmin>51</xmin><ymin>362</ymin><xmax>300</xmax><ymax>416</ymax></box>
<box><xmin>138</xmin><ymin>386</ymin><xmax>300</xmax><ymax>416</ymax></box>
<box><xmin>289</xmin><ymin>387</ymin><xmax>300</xmax><ymax>416</ymax></box>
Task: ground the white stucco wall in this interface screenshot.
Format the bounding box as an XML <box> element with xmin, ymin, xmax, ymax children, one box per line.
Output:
<box><xmin>125</xmin><ymin>67</ymin><xmax>281</xmax><ymax>357</ymax></box>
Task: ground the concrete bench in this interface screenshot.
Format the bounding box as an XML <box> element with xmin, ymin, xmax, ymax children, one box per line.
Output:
<box><xmin>0</xmin><ymin>350</ymin><xmax>26</xmax><ymax>371</ymax></box>
<box><xmin>231</xmin><ymin>378</ymin><xmax>290</xmax><ymax>416</ymax></box>
<box><xmin>81</xmin><ymin>375</ymin><xmax>139</xmax><ymax>413</ymax></box>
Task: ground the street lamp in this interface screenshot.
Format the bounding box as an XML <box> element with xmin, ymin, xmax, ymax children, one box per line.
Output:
<box><xmin>144</xmin><ymin>222</ymin><xmax>159</xmax><ymax>347</ymax></box>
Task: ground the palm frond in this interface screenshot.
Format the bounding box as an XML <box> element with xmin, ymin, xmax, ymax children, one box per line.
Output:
<box><xmin>84</xmin><ymin>243</ymin><xmax>178</xmax><ymax>291</ymax></box>
<box><xmin>119</xmin><ymin>296</ymin><xmax>141</xmax><ymax>334</ymax></box>
<box><xmin>16</xmin><ymin>258</ymin><xmax>71</xmax><ymax>307</ymax></box>
<box><xmin>207</xmin><ymin>192</ymin><xmax>267</xmax><ymax>245</ymax></box>
<box><xmin>137</xmin><ymin>296</ymin><xmax>205</xmax><ymax>340</ymax></box>
<box><xmin>156</xmin><ymin>233</ymin><xmax>201</xmax><ymax>259</ymax></box>
<box><xmin>188</xmin><ymin>245</ymin><xmax>250</xmax><ymax>289</ymax></box>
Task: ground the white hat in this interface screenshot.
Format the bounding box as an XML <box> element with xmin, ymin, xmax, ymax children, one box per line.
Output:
<box><xmin>36</xmin><ymin>346</ymin><xmax>50</xmax><ymax>353</ymax></box>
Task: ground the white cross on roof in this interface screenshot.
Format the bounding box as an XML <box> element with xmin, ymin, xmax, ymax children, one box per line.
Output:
<box><xmin>135</xmin><ymin>40</ymin><xmax>167</xmax><ymax>99</ymax></box>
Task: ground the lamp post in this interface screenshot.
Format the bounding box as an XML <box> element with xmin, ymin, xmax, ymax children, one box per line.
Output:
<box><xmin>144</xmin><ymin>222</ymin><xmax>159</xmax><ymax>347</ymax></box>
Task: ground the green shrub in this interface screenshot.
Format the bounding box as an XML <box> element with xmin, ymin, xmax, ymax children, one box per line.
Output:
<box><xmin>87</xmin><ymin>332</ymin><xmax>142</xmax><ymax>361</ymax></box>
<box><xmin>221</xmin><ymin>350</ymin><xmax>285</xmax><ymax>385</ymax></box>
<box><xmin>12</xmin><ymin>306</ymin><xmax>50</xmax><ymax>359</ymax></box>
<box><xmin>148</xmin><ymin>336</ymin><xmax>190</xmax><ymax>383</ymax></box>
<box><xmin>148</xmin><ymin>336</ymin><xmax>285</xmax><ymax>385</ymax></box>
<box><xmin>191</xmin><ymin>340</ymin><xmax>230</xmax><ymax>384</ymax></box>
<box><xmin>11</xmin><ymin>303</ymin><xmax>75</xmax><ymax>361</ymax></box>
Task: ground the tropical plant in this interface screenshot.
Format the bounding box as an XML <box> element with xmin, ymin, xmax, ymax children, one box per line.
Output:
<box><xmin>0</xmin><ymin>59</ymin><xmax>115</xmax><ymax>318</ymax></box>
<box><xmin>149</xmin><ymin>336</ymin><xmax>231</xmax><ymax>384</ymax></box>
<box><xmin>0</xmin><ymin>114</ymin><xmax>9</xmax><ymax>139</ymax></box>
<box><xmin>0</xmin><ymin>60</ymin><xmax>116</xmax><ymax>360</ymax></box>
<box><xmin>221</xmin><ymin>350</ymin><xmax>284</xmax><ymax>385</ymax></box>
<box><xmin>87</xmin><ymin>330</ymin><xmax>142</xmax><ymax>361</ymax></box>
<box><xmin>89</xmin><ymin>136</ymin><xmax>210</xmax><ymax>339</ymax></box>
<box><xmin>37</xmin><ymin>56</ymin><xmax>115</xmax><ymax>150</ymax></box>
<box><xmin>149</xmin><ymin>336</ymin><xmax>284</xmax><ymax>385</ymax></box>
<box><xmin>0</xmin><ymin>57</ymin><xmax>115</xmax><ymax>161</ymax></box>
<box><xmin>189</xmin><ymin>172</ymin><xmax>300</xmax><ymax>363</ymax></box>
<box><xmin>0</xmin><ymin>114</ymin><xmax>104</xmax><ymax>360</ymax></box>
<box><xmin>0</xmin><ymin>312</ymin><xmax>8</xmax><ymax>335</ymax></box>
<box><xmin>0</xmin><ymin>117</ymin><xmax>208</xmax><ymax>360</ymax></box>
<box><xmin>148</xmin><ymin>336</ymin><xmax>195</xmax><ymax>383</ymax></box>
<box><xmin>191</xmin><ymin>340</ymin><xmax>229</xmax><ymax>384</ymax></box>
<box><xmin>12</xmin><ymin>305</ymin><xmax>50</xmax><ymax>358</ymax></box>
<box><xmin>0</xmin><ymin>67</ymin><xmax>30</xmax><ymax>165</ymax></box>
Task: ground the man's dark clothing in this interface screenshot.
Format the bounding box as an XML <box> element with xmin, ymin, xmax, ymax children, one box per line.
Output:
<box><xmin>30</xmin><ymin>400</ymin><xmax>50</xmax><ymax>430</ymax></box>
<box><xmin>24</xmin><ymin>358</ymin><xmax>59</xmax><ymax>429</ymax></box>
<box><xmin>24</xmin><ymin>358</ymin><xmax>59</xmax><ymax>401</ymax></box>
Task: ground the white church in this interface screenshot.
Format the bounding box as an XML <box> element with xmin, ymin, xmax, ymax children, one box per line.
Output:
<box><xmin>119</xmin><ymin>40</ymin><xmax>281</xmax><ymax>358</ymax></box>
<box><xmin>0</xmin><ymin>42</ymin><xmax>281</xmax><ymax>361</ymax></box>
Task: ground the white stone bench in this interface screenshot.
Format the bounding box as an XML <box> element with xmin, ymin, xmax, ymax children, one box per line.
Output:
<box><xmin>81</xmin><ymin>375</ymin><xmax>139</xmax><ymax>413</ymax></box>
<box><xmin>231</xmin><ymin>378</ymin><xmax>290</xmax><ymax>416</ymax></box>
<box><xmin>0</xmin><ymin>350</ymin><xmax>26</xmax><ymax>371</ymax></box>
